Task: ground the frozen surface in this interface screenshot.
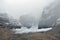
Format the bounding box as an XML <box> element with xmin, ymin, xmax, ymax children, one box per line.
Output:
<box><xmin>13</xmin><ymin>26</ymin><xmax>52</xmax><ymax>34</ymax></box>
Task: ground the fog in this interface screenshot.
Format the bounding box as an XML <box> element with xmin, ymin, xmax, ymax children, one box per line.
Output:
<box><xmin>0</xmin><ymin>0</ymin><xmax>55</xmax><ymax>19</ymax></box>
<box><xmin>0</xmin><ymin>0</ymin><xmax>56</xmax><ymax>33</ymax></box>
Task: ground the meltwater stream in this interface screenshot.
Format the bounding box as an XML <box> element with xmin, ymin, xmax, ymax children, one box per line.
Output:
<box><xmin>13</xmin><ymin>26</ymin><xmax>52</xmax><ymax>34</ymax></box>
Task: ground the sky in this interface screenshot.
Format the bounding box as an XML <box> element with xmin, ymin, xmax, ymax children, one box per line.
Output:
<box><xmin>0</xmin><ymin>0</ymin><xmax>55</xmax><ymax>19</ymax></box>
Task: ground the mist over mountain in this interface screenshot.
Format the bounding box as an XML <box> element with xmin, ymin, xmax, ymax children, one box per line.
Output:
<box><xmin>0</xmin><ymin>0</ymin><xmax>58</xmax><ymax>33</ymax></box>
<box><xmin>0</xmin><ymin>0</ymin><xmax>60</xmax><ymax>40</ymax></box>
<box><xmin>20</xmin><ymin>14</ymin><xmax>40</xmax><ymax>28</ymax></box>
<box><xmin>38</xmin><ymin>1</ymin><xmax>60</xmax><ymax>28</ymax></box>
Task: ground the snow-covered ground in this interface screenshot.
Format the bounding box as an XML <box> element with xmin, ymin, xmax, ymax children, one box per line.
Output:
<box><xmin>13</xmin><ymin>26</ymin><xmax>52</xmax><ymax>34</ymax></box>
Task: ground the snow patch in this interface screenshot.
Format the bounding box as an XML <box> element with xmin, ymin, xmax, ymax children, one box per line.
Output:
<box><xmin>13</xmin><ymin>26</ymin><xmax>52</xmax><ymax>34</ymax></box>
